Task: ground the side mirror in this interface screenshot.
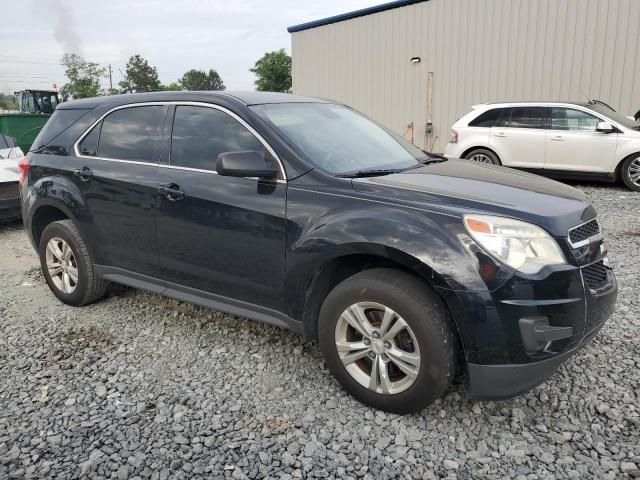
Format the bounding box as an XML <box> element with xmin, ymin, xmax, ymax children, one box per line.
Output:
<box><xmin>216</xmin><ymin>151</ymin><xmax>279</xmax><ymax>179</ymax></box>
<box><xmin>596</xmin><ymin>121</ymin><xmax>615</xmax><ymax>133</ymax></box>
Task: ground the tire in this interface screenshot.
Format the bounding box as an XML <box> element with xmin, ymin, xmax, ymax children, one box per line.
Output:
<box><xmin>620</xmin><ymin>154</ymin><xmax>640</xmax><ymax>191</ymax></box>
<box><xmin>38</xmin><ymin>219</ymin><xmax>108</xmax><ymax>306</ymax></box>
<box><xmin>464</xmin><ymin>148</ymin><xmax>501</xmax><ymax>165</ymax></box>
<box><xmin>318</xmin><ymin>268</ymin><xmax>458</xmax><ymax>414</ymax></box>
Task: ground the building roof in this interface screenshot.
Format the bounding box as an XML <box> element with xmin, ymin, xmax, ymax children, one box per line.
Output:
<box><xmin>287</xmin><ymin>0</ymin><xmax>427</xmax><ymax>33</ymax></box>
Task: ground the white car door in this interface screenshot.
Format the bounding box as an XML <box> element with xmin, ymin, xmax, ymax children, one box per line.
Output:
<box><xmin>489</xmin><ymin>107</ymin><xmax>547</xmax><ymax>169</ymax></box>
<box><xmin>544</xmin><ymin>107</ymin><xmax>618</xmax><ymax>173</ymax></box>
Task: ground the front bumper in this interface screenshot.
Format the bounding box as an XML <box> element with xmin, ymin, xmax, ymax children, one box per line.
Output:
<box><xmin>439</xmin><ymin>253</ymin><xmax>617</xmax><ymax>400</ymax></box>
<box><xmin>468</xmin><ymin>318</ymin><xmax>607</xmax><ymax>399</ymax></box>
<box><xmin>0</xmin><ymin>181</ymin><xmax>21</xmax><ymax>219</ymax></box>
<box><xmin>0</xmin><ymin>198</ymin><xmax>21</xmax><ymax>219</ymax></box>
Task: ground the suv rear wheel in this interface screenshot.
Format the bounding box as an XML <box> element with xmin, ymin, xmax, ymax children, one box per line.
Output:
<box><xmin>39</xmin><ymin>220</ymin><xmax>108</xmax><ymax>306</ymax></box>
<box><xmin>318</xmin><ymin>268</ymin><xmax>457</xmax><ymax>414</ymax></box>
<box><xmin>621</xmin><ymin>154</ymin><xmax>640</xmax><ymax>191</ymax></box>
<box><xmin>464</xmin><ymin>148</ymin><xmax>501</xmax><ymax>165</ymax></box>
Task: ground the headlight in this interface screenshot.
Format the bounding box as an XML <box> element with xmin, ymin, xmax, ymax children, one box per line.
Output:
<box><xmin>463</xmin><ymin>214</ymin><xmax>566</xmax><ymax>274</ymax></box>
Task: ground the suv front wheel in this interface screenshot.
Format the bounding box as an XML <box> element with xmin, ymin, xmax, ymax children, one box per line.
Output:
<box><xmin>39</xmin><ymin>220</ymin><xmax>108</xmax><ymax>306</ymax></box>
<box><xmin>318</xmin><ymin>268</ymin><xmax>457</xmax><ymax>414</ymax></box>
<box><xmin>621</xmin><ymin>154</ymin><xmax>640</xmax><ymax>191</ymax></box>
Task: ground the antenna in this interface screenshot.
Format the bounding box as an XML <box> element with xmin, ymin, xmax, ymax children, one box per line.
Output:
<box><xmin>580</xmin><ymin>88</ymin><xmax>593</xmax><ymax>104</ymax></box>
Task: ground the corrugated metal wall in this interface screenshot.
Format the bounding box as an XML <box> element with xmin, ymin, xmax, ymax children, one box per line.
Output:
<box><xmin>291</xmin><ymin>0</ymin><xmax>640</xmax><ymax>152</ymax></box>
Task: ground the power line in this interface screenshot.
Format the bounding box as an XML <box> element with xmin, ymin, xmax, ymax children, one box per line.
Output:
<box><xmin>0</xmin><ymin>80</ymin><xmax>59</xmax><ymax>84</ymax></box>
<box><xmin>0</xmin><ymin>74</ymin><xmax>49</xmax><ymax>77</ymax></box>
<box><xmin>0</xmin><ymin>54</ymin><xmax>62</xmax><ymax>63</ymax></box>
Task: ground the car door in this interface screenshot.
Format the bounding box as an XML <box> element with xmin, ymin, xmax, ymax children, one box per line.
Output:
<box><xmin>489</xmin><ymin>107</ymin><xmax>547</xmax><ymax>168</ymax></box>
<box><xmin>544</xmin><ymin>107</ymin><xmax>618</xmax><ymax>173</ymax></box>
<box><xmin>74</xmin><ymin>104</ymin><xmax>166</xmax><ymax>280</ymax></box>
<box><xmin>155</xmin><ymin>104</ymin><xmax>287</xmax><ymax>311</ymax></box>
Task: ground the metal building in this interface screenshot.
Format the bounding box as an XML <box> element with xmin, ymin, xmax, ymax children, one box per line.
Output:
<box><xmin>288</xmin><ymin>0</ymin><xmax>640</xmax><ymax>152</ymax></box>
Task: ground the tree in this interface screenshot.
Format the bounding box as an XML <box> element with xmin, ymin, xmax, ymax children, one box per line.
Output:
<box><xmin>0</xmin><ymin>93</ymin><xmax>18</xmax><ymax>111</ymax></box>
<box><xmin>119</xmin><ymin>54</ymin><xmax>161</xmax><ymax>93</ymax></box>
<box><xmin>249</xmin><ymin>49</ymin><xmax>291</xmax><ymax>92</ymax></box>
<box><xmin>179</xmin><ymin>69</ymin><xmax>225</xmax><ymax>91</ymax></box>
<box><xmin>162</xmin><ymin>82</ymin><xmax>183</xmax><ymax>91</ymax></box>
<box><xmin>60</xmin><ymin>53</ymin><xmax>105</xmax><ymax>99</ymax></box>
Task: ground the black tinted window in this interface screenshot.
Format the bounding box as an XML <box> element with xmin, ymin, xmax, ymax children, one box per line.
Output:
<box><xmin>468</xmin><ymin>108</ymin><xmax>507</xmax><ymax>127</ymax></box>
<box><xmin>32</xmin><ymin>108</ymin><xmax>90</xmax><ymax>150</ymax></box>
<box><xmin>509</xmin><ymin>107</ymin><xmax>547</xmax><ymax>129</ymax></box>
<box><xmin>98</xmin><ymin>106</ymin><xmax>163</xmax><ymax>162</ymax></box>
<box><xmin>171</xmin><ymin>106</ymin><xmax>265</xmax><ymax>171</ymax></box>
<box><xmin>79</xmin><ymin>123</ymin><xmax>101</xmax><ymax>156</ymax></box>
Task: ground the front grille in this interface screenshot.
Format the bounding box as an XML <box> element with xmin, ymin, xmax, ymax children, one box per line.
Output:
<box><xmin>583</xmin><ymin>260</ymin><xmax>608</xmax><ymax>290</ymax></box>
<box><xmin>0</xmin><ymin>182</ymin><xmax>19</xmax><ymax>200</ymax></box>
<box><xmin>569</xmin><ymin>219</ymin><xmax>600</xmax><ymax>245</ymax></box>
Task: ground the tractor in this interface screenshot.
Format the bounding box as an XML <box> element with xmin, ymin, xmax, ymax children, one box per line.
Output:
<box><xmin>0</xmin><ymin>88</ymin><xmax>60</xmax><ymax>153</ymax></box>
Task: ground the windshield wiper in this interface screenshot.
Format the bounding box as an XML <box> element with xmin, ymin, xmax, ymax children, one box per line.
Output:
<box><xmin>418</xmin><ymin>152</ymin><xmax>448</xmax><ymax>164</ymax></box>
<box><xmin>335</xmin><ymin>168</ymin><xmax>408</xmax><ymax>178</ymax></box>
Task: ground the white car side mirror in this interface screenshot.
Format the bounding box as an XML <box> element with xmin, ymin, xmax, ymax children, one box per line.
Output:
<box><xmin>596</xmin><ymin>121</ymin><xmax>615</xmax><ymax>133</ymax></box>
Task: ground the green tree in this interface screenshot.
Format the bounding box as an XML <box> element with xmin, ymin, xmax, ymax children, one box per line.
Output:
<box><xmin>162</xmin><ymin>82</ymin><xmax>184</xmax><ymax>91</ymax></box>
<box><xmin>249</xmin><ymin>49</ymin><xmax>291</xmax><ymax>92</ymax></box>
<box><xmin>119</xmin><ymin>54</ymin><xmax>161</xmax><ymax>93</ymax></box>
<box><xmin>179</xmin><ymin>69</ymin><xmax>225</xmax><ymax>91</ymax></box>
<box><xmin>0</xmin><ymin>93</ymin><xmax>18</xmax><ymax>111</ymax></box>
<box><xmin>60</xmin><ymin>53</ymin><xmax>105</xmax><ymax>99</ymax></box>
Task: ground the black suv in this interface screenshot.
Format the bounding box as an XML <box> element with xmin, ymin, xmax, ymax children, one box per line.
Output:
<box><xmin>21</xmin><ymin>92</ymin><xmax>617</xmax><ymax>413</ymax></box>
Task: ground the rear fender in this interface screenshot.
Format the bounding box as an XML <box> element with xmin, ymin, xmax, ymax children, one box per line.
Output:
<box><xmin>23</xmin><ymin>174</ymin><xmax>92</xmax><ymax>248</ymax></box>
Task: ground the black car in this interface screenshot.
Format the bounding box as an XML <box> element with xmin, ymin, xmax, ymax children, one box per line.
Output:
<box><xmin>21</xmin><ymin>92</ymin><xmax>617</xmax><ymax>413</ymax></box>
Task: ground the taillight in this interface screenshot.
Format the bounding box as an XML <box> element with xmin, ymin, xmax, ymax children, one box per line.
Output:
<box><xmin>449</xmin><ymin>129</ymin><xmax>459</xmax><ymax>144</ymax></box>
<box><xmin>18</xmin><ymin>157</ymin><xmax>30</xmax><ymax>188</ymax></box>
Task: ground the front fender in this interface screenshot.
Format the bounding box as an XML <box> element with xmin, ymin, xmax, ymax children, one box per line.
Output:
<box><xmin>284</xmin><ymin>188</ymin><xmax>514</xmax><ymax>320</ymax></box>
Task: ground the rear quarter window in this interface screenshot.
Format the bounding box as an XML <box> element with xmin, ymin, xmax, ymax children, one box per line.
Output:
<box><xmin>31</xmin><ymin>108</ymin><xmax>91</xmax><ymax>150</ymax></box>
<box><xmin>468</xmin><ymin>108</ymin><xmax>507</xmax><ymax>127</ymax></box>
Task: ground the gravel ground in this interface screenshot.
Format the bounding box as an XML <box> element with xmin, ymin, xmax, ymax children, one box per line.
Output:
<box><xmin>0</xmin><ymin>183</ymin><xmax>638</xmax><ymax>480</ymax></box>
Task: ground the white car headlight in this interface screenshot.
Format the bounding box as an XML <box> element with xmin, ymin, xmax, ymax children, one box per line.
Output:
<box><xmin>463</xmin><ymin>214</ymin><xmax>566</xmax><ymax>274</ymax></box>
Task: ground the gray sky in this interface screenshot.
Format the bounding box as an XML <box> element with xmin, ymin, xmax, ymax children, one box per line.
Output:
<box><xmin>0</xmin><ymin>0</ymin><xmax>381</xmax><ymax>94</ymax></box>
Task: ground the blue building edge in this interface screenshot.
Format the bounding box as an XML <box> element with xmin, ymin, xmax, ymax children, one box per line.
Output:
<box><xmin>287</xmin><ymin>0</ymin><xmax>427</xmax><ymax>33</ymax></box>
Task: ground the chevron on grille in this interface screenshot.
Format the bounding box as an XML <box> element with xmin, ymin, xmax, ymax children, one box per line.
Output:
<box><xmin>569</xmin><ymin>219</ymin><xmax>600</xmax><ymax>245</ymax></box>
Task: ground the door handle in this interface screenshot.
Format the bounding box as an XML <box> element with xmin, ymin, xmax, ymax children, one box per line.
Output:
<box><xmin>73</xmin><ymin>166</ymin><xmax>93</xmax><ymax>181</ymax></box>
<box><xmin>550</xmin><ymin>135</ymin><xmax>564</xmax><ymax>141</ymax></box>
<box><xmin>493</xmin><ymin>132</ymin><xmax>506</xmax><ymax>138</ymax></box>
<box><xmin>157</xmin><ymin>184</ymin><xmax>185</xmax><ymax>201</ymax></box>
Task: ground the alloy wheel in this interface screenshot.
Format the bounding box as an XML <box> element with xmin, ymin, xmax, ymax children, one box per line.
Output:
<box><xmin>629</xmin><ymin>158</ymin><xmax>640</xmax><ymax>187</ymax></box>
<box><xmin>334</xmin><ymin>302</ymin><xmax>421</xmax><ymax>395</ymax></box>
<box><xmin>45</xmin><ymin>237</ymin><xmax>78</xmax><ymax>294</ymax></box>
<box><xmin>470</xmin><ymin>153</ymin><xmax>493</xmax><ymax>163</ymax></box>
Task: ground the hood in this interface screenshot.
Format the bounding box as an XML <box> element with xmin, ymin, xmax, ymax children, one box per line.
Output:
<box><xmin>0</xmin><ymin>154</ymin><xmax>20</xmax><ymax>183</ymax></box>
<box><xmin>351</xmin><ymin>159</ymin><xmax>596</xmax><ymax>236</ymax></box>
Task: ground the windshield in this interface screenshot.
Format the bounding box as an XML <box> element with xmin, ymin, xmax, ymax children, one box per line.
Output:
<box><xmin>252</xmin><ymin>103</ymin><xmax>429</xmax><ymax>175</ymax></box>
<box><xmin>588</xmin><ymin>104</ymin><xmax>639</xmax><ymax>129</ymax></box>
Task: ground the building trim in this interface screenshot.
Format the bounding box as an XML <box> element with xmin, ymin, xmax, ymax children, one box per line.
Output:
<box><xmin>287</xmin><ymin>0</ymin><xmax>427</xmax><ymax>33</ymax></box>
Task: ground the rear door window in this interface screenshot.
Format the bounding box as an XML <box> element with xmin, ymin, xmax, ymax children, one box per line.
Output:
<box><xmin>96</xmin><ymin>106</ymin><xmax>164</xmax><ymax>162</ymax></box>
<box><xmin>509</xmin><ymin>107</ymin><xmax>547</xmax><ymax>129</ymax></box>
<box><xmin>170</xmin><ymin>105</ymin><xmax>268</xmax><ymax>172</ymax></box>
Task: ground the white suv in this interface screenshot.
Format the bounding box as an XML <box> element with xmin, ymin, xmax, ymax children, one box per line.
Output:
<box><xmin>444</xmin><ymin>101</ymin><xmax>640</xmax><ymax>191</ymax></box>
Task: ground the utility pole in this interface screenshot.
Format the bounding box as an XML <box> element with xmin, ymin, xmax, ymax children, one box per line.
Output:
<box><xmin>108</xmin><ymin>64</ymin><xmax>113</xmax><ymax>92</ymax></box>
